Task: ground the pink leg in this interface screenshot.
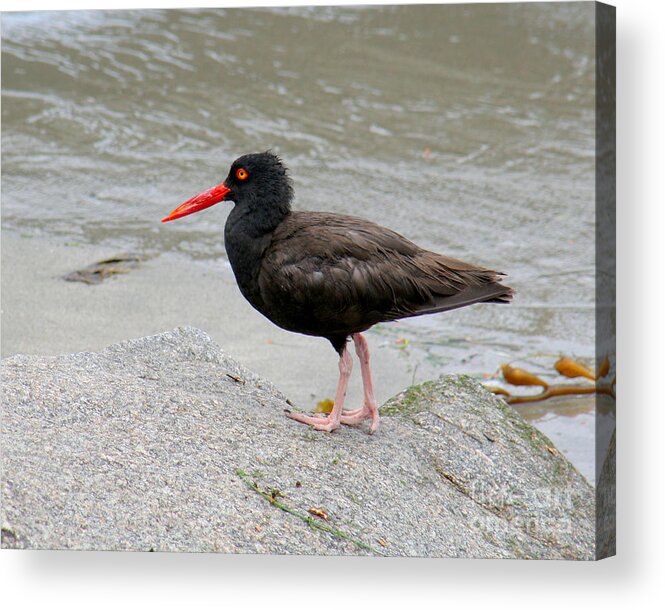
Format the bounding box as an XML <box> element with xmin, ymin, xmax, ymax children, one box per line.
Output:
<box><xmin>286</xmin><ymin>344</ymin><xmax>353</xmax><ymax>432</ymax></box>
<box><xmin>339</xmin><ymin>333</ymin><xmax>380</xmax><ymax>433</ymax></box>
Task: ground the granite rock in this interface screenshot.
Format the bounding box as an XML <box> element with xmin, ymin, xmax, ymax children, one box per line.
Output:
<box><xmin>1</xmin><ymin>327</ymin><xmax>595</xmax><ymax>558</ymax></box>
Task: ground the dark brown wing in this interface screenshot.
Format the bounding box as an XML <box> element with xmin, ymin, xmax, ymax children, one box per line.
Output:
<box><xmin>256</xmin><ymin>211</ymin><xmax>512</xmax><ymax>338</ymax></box>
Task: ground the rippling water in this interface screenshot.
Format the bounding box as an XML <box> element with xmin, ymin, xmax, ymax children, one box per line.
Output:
<box><xmin>2</xmin><ymin>4</ymin><xmax>606</xmax><ymax>480</ymax></box>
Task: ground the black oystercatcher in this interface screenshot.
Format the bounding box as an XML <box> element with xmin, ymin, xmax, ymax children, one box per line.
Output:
<box><xmin>162</xmin><ymin>152</ymin><xmax>513</xmax><ymax>433</ymax></box>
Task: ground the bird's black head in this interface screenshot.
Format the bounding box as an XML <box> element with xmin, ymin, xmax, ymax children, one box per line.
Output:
<box><xmin>162</xmin><ymin>151</ymin><xmax>293</xmax><ymax>224</ymax></box>
<box><xmin>223</xmin><ymin>152</ymin><xmax>293</xmax><ymax>214</ymax></box>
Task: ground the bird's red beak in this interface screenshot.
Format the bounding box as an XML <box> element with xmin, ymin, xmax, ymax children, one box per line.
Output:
<box><xmin>161</xmin><ymin>183</ymin><xmax>231</xmax><ymax>222</ymax></box>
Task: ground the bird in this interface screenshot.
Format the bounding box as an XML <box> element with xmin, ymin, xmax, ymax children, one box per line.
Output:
<box><xmin>162</xmin><ymin>151</ymin><xmax>513</xmax><ymax>434</ymax></box>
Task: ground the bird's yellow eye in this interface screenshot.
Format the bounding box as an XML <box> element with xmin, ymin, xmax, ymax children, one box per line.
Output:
<box><xmin>236</xmin><ymin>168</ymin><xmax>249</xmax><ymax>181</ymax></box>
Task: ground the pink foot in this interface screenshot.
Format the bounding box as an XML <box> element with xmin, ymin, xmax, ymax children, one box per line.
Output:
<box><xmin>340</xmin><ymin>407</ymin><xmax>373</xmax><ymax>425</ymax></box>
<box><xmin>285</xmin><ymin>411</ymin><xmax>340</xmax><ymax>432</ymax></box>
<box><xmin>341</xmin><ymin>407</ymin><xmax>365</xmax><ymax>417</ymax></box>
<box><xmin>285</xmin><ymin>333</ymin><xmax>380</xmax><ymax>435</ymax></box>
<box><xmin>340</xmin><ymin>408</ymin><xmax>379</xmax><ymax>433</ymax></box>
<box><xmin>286</xmin><ymin>345</ymin><xmax>353</xmax><ymax>433</ymax></box>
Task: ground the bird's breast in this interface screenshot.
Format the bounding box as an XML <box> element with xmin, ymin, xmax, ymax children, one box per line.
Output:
<box><xmin>223</xmin><ymin>210</ymin><xmax>276</xmax><ymax>311</ymax></box>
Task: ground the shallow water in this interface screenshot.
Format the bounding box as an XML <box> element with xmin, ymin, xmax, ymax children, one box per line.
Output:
<box><xmin>1</xmin><ymin>4</ymin><xmax>610</xmax><ymax>483</ymax></box>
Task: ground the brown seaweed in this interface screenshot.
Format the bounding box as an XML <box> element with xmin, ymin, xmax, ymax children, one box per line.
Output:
<box><xmin>63</xmin><ymin>253</ymin><xmax>143</xmax><ymax>285</ymax></box>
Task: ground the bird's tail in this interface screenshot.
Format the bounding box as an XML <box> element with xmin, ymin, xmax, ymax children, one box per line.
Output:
<box><xmin>409</xmin><ymin>279</ymin><xmax>514</xmax><ymax>317</ymax></box>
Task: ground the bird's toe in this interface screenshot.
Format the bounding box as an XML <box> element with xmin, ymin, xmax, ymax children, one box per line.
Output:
<box><xmin>285</xmin><ymin>410</ymin><xmax>340</xmax><ymax>432</ymax></box>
